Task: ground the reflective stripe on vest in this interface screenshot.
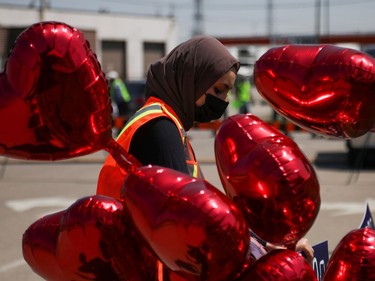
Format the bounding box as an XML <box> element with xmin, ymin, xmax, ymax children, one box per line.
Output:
<box><xmin>119</xmin><ymin>99</ymin><xmax>202</xmax><ymax>178</ymax></box>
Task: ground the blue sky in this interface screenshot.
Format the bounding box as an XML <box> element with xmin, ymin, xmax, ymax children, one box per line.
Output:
<box><xmin>0</xmin><ymin>0</ymin><xmax>375</xmax><ymax>41</ymax></box>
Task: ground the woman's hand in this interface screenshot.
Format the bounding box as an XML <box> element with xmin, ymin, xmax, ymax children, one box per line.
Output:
<box><xmin>295</xmin><ymin>237</ymin><xmax>314</xmax><ymax>265</ymax></box>
<box><xmin>265</xmin><ymin>242</ymin><xmax>286</xmax><ymax>252</ymax></box>
<box><xmin>265</xmin><ymin>237</ymin><xmax>314</xmax><ymax>265</ymax></box>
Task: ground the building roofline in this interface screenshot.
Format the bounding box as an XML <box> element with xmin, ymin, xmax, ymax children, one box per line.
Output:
<box><xmin>0</xmin><ymin>3</ymin><xmax>175</xmax><ymax>21</ymax></box>
<box><xmin>218</xmin><ymin>33</ymin><xmax>375</xmax><ymax>45</ymax></box>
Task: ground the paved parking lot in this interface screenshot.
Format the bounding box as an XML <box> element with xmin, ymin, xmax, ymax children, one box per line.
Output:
<box><xmin>0</xmin><ymin>129</ymin><xmax>374</xmax><ymax>280</ymax></box>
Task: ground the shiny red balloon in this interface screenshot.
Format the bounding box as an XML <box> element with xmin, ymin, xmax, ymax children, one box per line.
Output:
<box><xmin>215</xmin><ymin>114</ymin><xmax>320</xmax><ymax>246</ymax></box>
<box><xmin>238</xmin><ymin>249</ymin><xmax>317</xmax><ymax>281</ymax></box>
<box><xmin>0</xmin><ymin>21</ymin><xmax>139</xmax><ymax>173</ymax></box>
<box><xmin>23</xmin><ymin>195</ymin><xmax>160</xmax><ymax>281</ymax></box>
<box><xmin>0</xmin><ymin>21</ymin><xmax>114</xmax><ymax>160</ymax></box>
<box><xmin>22</xmin><ymin>211</ymin><xmax>67</xmax><ymax>281</ymax></box>
<box><xmin>254</xmin><ymin>44</ymin><xmax>375</xmax><ymax>138</ymax></box>
<box><xmin>323</xmin><ymin>227</ymin><xmax>375</xmax><ymax>281</ymax></box>
<box><xmin>122</xmin><ymin>165</ymin><xmax>252</xmax><ymax>281</ymax></box>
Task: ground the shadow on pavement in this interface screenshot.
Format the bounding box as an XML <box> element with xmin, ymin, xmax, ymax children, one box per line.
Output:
<box><xmin>314</xmin><ymin>151</ymin><xmax>375</xmax><ymax>170</ymax></box>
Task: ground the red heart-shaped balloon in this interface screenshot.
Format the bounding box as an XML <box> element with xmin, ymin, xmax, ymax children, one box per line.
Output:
<box><xmin>22</xmin><ymin>211</ymin><xmax>67</xmax><ymax>281</ymax></box>
<box><xmin>123</xmin><ymin>165</ymin><xmax>252</xmax><ymax>281</ymax></box>
<box><xmin>238</xmin><ymin>249</ymin><xmax>317</xmax><ymax>281</ymax></box>
<box><xmin>23</xmin><ymin>195</ymin><xmax>160</xmax><ymax>280</ymax></box>
<box><xmin>0</xmin><ymin>21</ymin><xmax>112</xmax><ymax>160</ymax></box>
<box><xmin>323</xmin><ymin>227</ymin><xmax>375</xmax><ymax>281</ymax></box>
<box><xmin>215</xmin><ymin>114</ymin><xmax>320</xmax><ymax>246</ymax></box>
<box><xmin>254</xmin><ymin>44</ymin><xmax>375</xmax><ymax>138</ymax></box>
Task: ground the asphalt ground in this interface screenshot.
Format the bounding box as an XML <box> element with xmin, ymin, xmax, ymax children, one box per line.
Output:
<box><xmin>1</xmin><ymin>117</ymin><xmax>374</xmax><ymax>280</ymax></box>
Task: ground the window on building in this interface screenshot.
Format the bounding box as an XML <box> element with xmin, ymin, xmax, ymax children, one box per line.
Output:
<box><xmin>143</xmin><ymin>42</ymin><xmax>165</xmax><ymax>77</ymax></box>
<box><xmin>102</xmin><ymin>40</ymin><xmax>126</xmax><ymax>80</ymax></box>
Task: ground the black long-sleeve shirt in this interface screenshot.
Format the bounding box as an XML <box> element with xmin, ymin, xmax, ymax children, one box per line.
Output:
<box><xmin>129</xmin><ymin>117</ymin><xmax>190</xmax><ymax>175</ymax></box>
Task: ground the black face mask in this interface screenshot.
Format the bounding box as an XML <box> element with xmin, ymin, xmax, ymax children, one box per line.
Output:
<box><xmin>195</xmin><ymin>94</ymin><xmax>229</xmax><ymax>123</ymax></box>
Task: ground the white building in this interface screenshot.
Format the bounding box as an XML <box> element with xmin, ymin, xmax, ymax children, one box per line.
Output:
<box><xmin>0</xmin><ymin>5</ymin><xmax>178</xmax><ymax>81</ymax></box>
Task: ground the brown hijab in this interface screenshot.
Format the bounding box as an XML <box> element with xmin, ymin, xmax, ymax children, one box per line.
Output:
<box><xmin>145</xmin><ymin>35</ymin><xmax>240</xmax><ymax>130</ymax></box>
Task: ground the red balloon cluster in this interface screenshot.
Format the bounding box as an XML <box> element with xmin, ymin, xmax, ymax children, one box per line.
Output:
<box><xmin>215</xmin><ymin>114</ymin><xmax>320</xmax><ymax>246</ymax></box>
<box><xmin>254</xmin><ymin>44</ymin><xmax>375</xmax><ymax>138</ymax></box>
<box><xmin>3</xmin><ymin>22</ymin><xmax>373</xmax><ymax>281</ymax></box>
<box><xmin>323</xmin><ymin>227</ymin><xmax>375</xmax><ymax>281</ymax></box>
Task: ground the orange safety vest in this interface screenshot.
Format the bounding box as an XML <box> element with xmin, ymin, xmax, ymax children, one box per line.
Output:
<box><xmin>96</xmin><ymin>96</ymin><xmax>203</xmax><ymax>200</ymax></box>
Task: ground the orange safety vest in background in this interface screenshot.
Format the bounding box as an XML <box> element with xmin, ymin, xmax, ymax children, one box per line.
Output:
<box><xmin>96</xmin><ymin>96</ymin><xmax>203</xmax><ymax>200</ymax></box>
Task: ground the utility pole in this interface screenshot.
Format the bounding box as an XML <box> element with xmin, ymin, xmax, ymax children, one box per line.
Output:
<box><xmin>30</xmin><ymin>0</ymin><xmax>48</xmax><ymax>21</ymax></box>
<box><xmin>315</xmin><ymin>0</ymin><xmax>321</xmax><ymax>43</ymax></box>
<box><xmin>38</xmin><ymin>0</ymin><xmax>48</xmax><ymax>21</ymax></box>
<box><xmin>324</xmin><ymin>0</ymin><xmax>330</xmax><ymax>36</ymax></box>
<box><xmin>192</xmin><ymin>0</ymin><xmax>203</xmax><ymax>36</ymax></box>
<box><xmin>267</xmin><ymin>0</ymin><xmax>274</xmax><ymax>44</ymax></box>
<box><xmin>168</xmin><ymin>3</ymin><xmax>175</xmax><ymax>18</ymax></box>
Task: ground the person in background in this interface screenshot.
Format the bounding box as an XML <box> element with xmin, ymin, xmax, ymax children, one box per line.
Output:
<box><xmin>233</xmin><ymin>74</ymin><xmax>252</xmax><ymax>114</ymax></box>
<box><xmin>107</xmin><ymin>70</ymin><xmax>132</xmax><ymax>118</ymax></box>
<box><xmin>97</xmin><ymin>35</ymin><xmax>314</xmax><ymax>267</ymax></box>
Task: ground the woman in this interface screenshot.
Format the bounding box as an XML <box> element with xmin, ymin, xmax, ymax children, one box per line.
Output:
<box><xmin>97</xmin><ymin>35</ymin><xmax>238</xmax><ymax>198</ymax></box>
<box><xmin>96</xmin><ymin>35</ymin><xmax>314</xmax><ymax>266</ymax></box>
